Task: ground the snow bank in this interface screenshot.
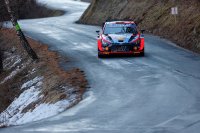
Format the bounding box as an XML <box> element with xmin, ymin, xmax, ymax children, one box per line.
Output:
<box><xmin>1</xmin><ymin>76</ymin><xmax>43</xmax><ymax>125</ymax></box>
<box><xmin>21</xmin><ymin>76</ymin><xmax>43</xmax><ymax>90</ymax></box>
<box><xmin>3</xmin><ymin>52</ymin><xmax>21</xmax><ymax>70</ymax></box>
<box><xmin>15</xmin><ymin>100</ymin><xmax>70</xmax><ymax>125</ymax></box>
<box><xmin>0</xmin><ymin>66</ymin><xmax>24</xmax><ymax>84</ymax></box>
<box><xmin>0</xmin><ymin>47</ymin><xmax>80</xmax><ymax>127</ymax></box>
<box><xmin>0</xmin><ymin>54</ymin><xmax>26</xmax><ymax>84</ymax></box>
<box><xmin>0</xmin><ymin>76</ymin><xmax>73</xmax><ymax>126</ymax></box>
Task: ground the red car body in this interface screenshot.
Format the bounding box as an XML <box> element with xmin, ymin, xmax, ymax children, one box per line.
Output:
<box><xmin>97</xmin><ymin>21</ymin><xmax>145</xmax><ymax>57</ymax></box>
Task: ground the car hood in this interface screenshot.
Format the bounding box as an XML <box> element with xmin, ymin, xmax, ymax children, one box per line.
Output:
<box><xmin>102</xmin><ymin>34</ymin><xmax>139</xmax><ymax>44</ymax></box>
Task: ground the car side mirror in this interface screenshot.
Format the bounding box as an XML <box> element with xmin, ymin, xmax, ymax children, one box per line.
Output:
<box><xmin>140</xmin><ymin>29</ymin><xmax>145</xmax><ymax>34</ymax></box>
<box><xmin>96</xmin><ymin>30</ymin><xmax>100</xmax><ymax>38</ymax></box>
<box><xmin>96</xmin><ymin>30</ymin><xmax>100</xmax><ymax>34</ymax></box>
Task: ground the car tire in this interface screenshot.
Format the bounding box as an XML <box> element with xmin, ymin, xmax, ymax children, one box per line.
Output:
<box><xmin>140</xmin><ymin>49</ymin><xmax>145</xmax><ymax>56</ymax></box>
<box><xmin>98</xmin><ymin>53</ymin><xmax>104</xmax><ymax>58</ymax></box>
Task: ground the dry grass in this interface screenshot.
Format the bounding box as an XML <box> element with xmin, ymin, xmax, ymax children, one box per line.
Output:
<box><xmin>0</xmin><ymin>0</ymin><xmax>85</xmax><ymax>119</ymax></box>
<box><xmin>0</xmin><ymin>29</ymin><xmax>87</xmax><ymax>112</ymax></box>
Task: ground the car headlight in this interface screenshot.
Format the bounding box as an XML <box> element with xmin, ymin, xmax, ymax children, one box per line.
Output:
<box><xmin>102</xmin><ymin>39</ymin><xmax>110</xmax><ymax>47</ymax></box>
<box><xmin>129</xmin><ymin>34</ymin><xmax>140</xmax><ymax>43</ymax></box>
<box><xmin>135</xmin><ymin>39</ymin><xmax>141</xmax><ymax>45</ymax></box>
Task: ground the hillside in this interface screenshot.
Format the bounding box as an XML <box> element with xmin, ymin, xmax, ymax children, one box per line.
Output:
<box><xmin>0</xmin><ymin>0</ymin><xmax>64</xmax><ymax>21</ymax></box>
<box><xmin>78</xmin><ymin>0</ymin><xmax>200</xmax><ymax>53</ymax></box>
<box><xmin>0</xmin><ymin>29</ymin><xmax>87</xmax><ymax>126</ymax></box>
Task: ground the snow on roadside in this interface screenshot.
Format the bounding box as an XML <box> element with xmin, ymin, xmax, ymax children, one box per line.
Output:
<box><xmin>0</xmin><ymin>53</ymin><xmax>25</xmax><ymax>85</ymax></box>
<box><xmin>0</xmin><ymin>62</ymin><xmax>27</xmax><ymax>85</ymax></box>
<box><xmin>21</xmin><ymin>76</ymin><xmax>43</xmax><ymax>90</ymax></box>
<box><xmin>3</xmin><ymin>52</ymin><xmax>22</xmax><ymax>70</ymax></box>
<box><xmin>0</xmin><ymin>67</ymin><xmax>22</xmax><ymax>85</ymax></box>
<box><xmin>14</xmin><ymin>100</ymin><xmax>70</xmax><ymax>125</ymax></box>
<box><xmin>0</xmin><ymin>76</ymin><xmax>75</xmax><ymax>126</ymax></box>
<box><xmin>1</xmin><ymin>76</ymin><xmax>43</xmax><ymax>125</ymax></box>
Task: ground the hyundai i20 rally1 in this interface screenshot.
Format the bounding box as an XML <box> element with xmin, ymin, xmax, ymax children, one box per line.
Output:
<box><xmin>97</xmin><ymin>21</ymin><xmax>145</xmax><ymax>58</ymax></box>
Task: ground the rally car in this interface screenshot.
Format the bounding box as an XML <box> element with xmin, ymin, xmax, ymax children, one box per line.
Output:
<box><xmin>96</xmin><ymin>21</ymin><xmax>145</xmax><ymax>58</ymax></box>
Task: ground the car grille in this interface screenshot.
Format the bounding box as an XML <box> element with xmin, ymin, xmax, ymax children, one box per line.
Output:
<box><xmin>110</xmin><ymin>45</ymin><xmax>134</xmax><ymax>52</ymax></box>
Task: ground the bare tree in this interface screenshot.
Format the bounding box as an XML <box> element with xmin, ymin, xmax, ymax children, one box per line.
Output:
<box><xmin>4</xmin><ymin>0</ymin><xmax>38</xmax><ymax>60</ymax></box>
<box><xmin>0</xmin><ymin>22</ymin><xmax>3</xmax><ymax>73</ymax></box>
<box><xmin>0</xmin><ymin>50</ymin><xmax>3</xmax><ymax>73</ymax></box>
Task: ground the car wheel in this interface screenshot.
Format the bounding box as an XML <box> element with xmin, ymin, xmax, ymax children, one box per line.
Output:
<box><xmin>140</xmin><ymin>49</ymin><xmax>145</xmax><ymax>56</ymax></box>
<box><xmin>98</xmin><ymin>53</ymin><xmax>104</xmax><ymax>58</ymax></box>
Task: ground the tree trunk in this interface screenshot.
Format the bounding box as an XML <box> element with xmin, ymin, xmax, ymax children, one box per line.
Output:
<box><xmin>4</xmin><ymin>0</ymin><xmax>38</xmax><ymax>60</ymax></box>
<box><xmin>0</xmin><ymin>50</ymin><xmax>3</xmax><ymax>73</ymax></box>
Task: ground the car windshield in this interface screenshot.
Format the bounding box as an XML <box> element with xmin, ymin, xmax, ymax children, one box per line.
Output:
<box><xmin>104</xmin><ymin>23</ymin><xmax>138</xmax><ymax>35</ymax></box>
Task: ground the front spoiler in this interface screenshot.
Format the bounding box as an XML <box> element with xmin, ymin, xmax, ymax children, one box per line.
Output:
<box><xmin>98</xmin><ymin>51</ymin><xmax>142</xmax><ymax>55</ymax></box>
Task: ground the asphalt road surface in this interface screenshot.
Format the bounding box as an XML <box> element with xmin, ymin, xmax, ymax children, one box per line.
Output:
<box><xmin>1</xmin><ymin>0</ymin><xmax>200</xmax><ymax>133</ymax></box>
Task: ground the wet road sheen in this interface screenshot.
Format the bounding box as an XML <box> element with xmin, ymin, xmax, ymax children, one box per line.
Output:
<box><xmin>1</xmin><ymin>0</ymin><xmax>200</xmax><ymax>133</ymax></box>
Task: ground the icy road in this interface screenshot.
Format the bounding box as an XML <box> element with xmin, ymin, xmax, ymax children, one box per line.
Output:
<box><xmin>1</xmin><ymin>0</ymin><xmax>200</xmax><ymax>133</ymax></box>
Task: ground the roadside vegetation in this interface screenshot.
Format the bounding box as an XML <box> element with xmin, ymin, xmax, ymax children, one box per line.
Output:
<box><xmin>0</xmin><ymin>0</ymin><xmax>87</xmax><ymax>127</ymax></box>
<box><xmin>78</xmin><ymin>0</ymin><xmax>200</xmax><ymax>53</ymax></box>
<box><xmin>0</xmin><ymin>0</ymin><xmax>65</xmax><ymax>72</ymax></box>
<box><xmin>0</xmin><ymin>29</ymin><xmax>87</xmax><ymax>126</ymax></box>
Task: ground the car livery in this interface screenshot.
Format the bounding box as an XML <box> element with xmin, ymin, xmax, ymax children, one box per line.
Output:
<box><xmin>97</xmin><ymin>21</ymin><xmax>145</xmax><ymax>58</ymax></box>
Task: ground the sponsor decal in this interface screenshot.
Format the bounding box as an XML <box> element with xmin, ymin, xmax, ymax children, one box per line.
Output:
<box><xmin>118</xmin><ymin>36</ymin><xmax>125</xmax><ymax>41</ymax></box>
